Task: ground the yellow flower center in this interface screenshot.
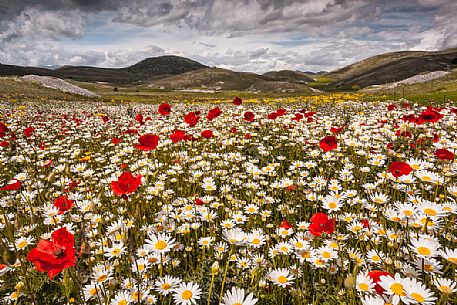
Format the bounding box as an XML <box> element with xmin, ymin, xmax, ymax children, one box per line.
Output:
<box><xmin>97</xmin><ymin>275</ymin><xmax>107</xmax><ymax>283</ymax></box>
<box><xmin>252</xmin><ymin>238</ymin><xmax>260</xmax><ymax>245</ymax></box>
<box><xmin>162</xmin><ymin>283</ymin><xmax>171</xmax><ymax>290</ymax></box>
<box><xmin>390</xmin><ymin>283</ymin><xmax>405</xmax><ymax>296</ymax></box>
<box><xmin>90</xmin><ymin>288</ymin><xmax>97</xmax><ymax>296</ymax></box>
<box><xmin>118</xmin><ymin>300</ymin><xmax>127</xmax><ymax>305</ymax></box>
<box><xmin>155</xmin><ymin>241</ymin><xmax>167</xmax><ymax>250</ymax></box>
<box><xmin>277</xmin><ymin>275</ymin><xmax>288</xmax><ymax>284</ymax></box>
<box><xmin>322</xmin><ymin>252</ymin><xmax>331</xmax><ymax>259</ymax></box>
<box><xmin>417</xmin><ymin>247</ymin><xmax>431</xmax><ymax>256</ymax></box>
<box><xmin>182</xmin><ymin>290</ymin><xmax>193</xmax><ymax>300</ymax></box>
<box><xmin>358</xmin><ymin>283</ymin><xmax>369</xmax><ymax>291</ymax></box>
<box><xmin>372</xmin><ymin>255</ymin><xmax>381</xmax><ymax>261</ymax></box>
<box><xmin>111</xmin><ymin>248</ymin><xmax>120</xmax><ymax>255</ymax></box>
<box><xmin>280</xmin><ymin>246</ymin><xmax>289</xmax><ymax>252</ymax></box>
<box><xmin>328</xmin><ymin>202</ymin><xmax>337</xmax><ymax>209</ymax></box>
<box><xmin>132</xmin><ymin>292</ymin><xmax>142</xmax><ymax>300</ymax></box>
<box><xmin>295</xmin><ymin>242</ymin><xmax>303</xmax><ymax>248</ymax></box>
<box><xmin>439</xmin><ymin>285</ymin><xmax>452</xmax><ymax>294</ymax></box>
<box><xmin>410</xmin><ymin>292</ymin><xmax>424</xmax><ymax>303</ymax></box>
<box><xmin>423</xmin><ymin>208</ymin><xmax>437</xmax><ymax>216</ymax></box>
<box><xmin>301</xmin><ymin>251</ymin><xmax>310</xmax><ymax>258</ymax></box>
<box><xmin>448</xmin><ymin>257</ymin><xmax>457</xmax><ymax>264</ymax></box>
<box><xmin>17</xmin><ymin>240</ymin><xmax>27</xmax><ymax>249</ymax></box>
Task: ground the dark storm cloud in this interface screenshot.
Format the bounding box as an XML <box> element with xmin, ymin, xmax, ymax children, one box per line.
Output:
<box><xmin>1</xmin><ymin>1</ymin><xmax>455</xmax><ymax>41</ymax></box>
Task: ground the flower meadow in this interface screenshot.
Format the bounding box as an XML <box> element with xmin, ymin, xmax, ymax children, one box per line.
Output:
<box><xmin>0</xmin><ymin>96</ymin><xmax>456</xmax><ymax>305</ymax></box>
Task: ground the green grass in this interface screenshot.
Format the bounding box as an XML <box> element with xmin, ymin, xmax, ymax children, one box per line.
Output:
<box><xmin>308</xmin><ymin>76</ymin><xmax>334</xmax><ymax>90</ymax></box>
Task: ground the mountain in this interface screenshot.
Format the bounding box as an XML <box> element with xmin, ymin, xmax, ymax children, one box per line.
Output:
<box><xmin>123</xmin><ymin>56</ymin><xmax>206</xmax><ymax>80</ymax></box>
<box><xmin>0</xmin><ymin>63</ymin><xmax>55</xmax><ymax>77</ymax></box>
<box><xmin>263</xmin><ymin>70</ymin><xmax>315</xmax><ymax>83</ymax></box>
<box><xmin>0</xmin><ymin>55</ymin><xmax>207</xmax><ymax>84</ymax></box>
<box><xmin>149</xmin><ymin>68</ymin><xmax>312</xmax><ymax>93</ymax></box>
<box><xmin>326</xmin><ymin>48</ymin><xmax>457</xmax><ymax>89</ymax></box>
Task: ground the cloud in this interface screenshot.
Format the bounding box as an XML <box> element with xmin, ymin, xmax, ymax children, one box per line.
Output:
<box><xmin>0</xmin><ymin>41</ymin><xmax>165</xmax><ymax>68</ymax></box>
<box><xmin>0</xmin><ymin>0</ymin><xmax>456</xmax><ymax>73</ymax></box>
<box><xmin>0</xmin><ymin>8</ymin><xmax>84</xmax><ymax>42</ymax></box>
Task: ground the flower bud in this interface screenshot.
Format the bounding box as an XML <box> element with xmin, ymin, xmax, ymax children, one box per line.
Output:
<box><xmin>211</xmin><ymin>261</ymin><xmax>219</xmax><ymax>274</ymax></box>
<box><xmin>344</xmin><ymin>275</ymin><xmax>355</xmax><ymax>289</ymax></box>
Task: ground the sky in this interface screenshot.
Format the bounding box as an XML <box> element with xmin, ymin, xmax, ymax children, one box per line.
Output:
<box><xmin>0</xmin><ymin>0</ymin><xmax>456</xmax><ymax>73</ymax></box>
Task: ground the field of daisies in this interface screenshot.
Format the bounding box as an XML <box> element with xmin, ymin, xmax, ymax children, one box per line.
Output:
<box><xmin>0</xmin><ymin>95</ymin><xmax>456</xmax><ymax>305</ymax></box>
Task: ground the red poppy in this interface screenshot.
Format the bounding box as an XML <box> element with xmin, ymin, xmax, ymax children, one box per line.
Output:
<box><xmin>435</xmin><ymin>148</ymin><xmax>454</xmax><ymax>160</ymax></box>
<box><xmin>135</xmin><ymin>113</ymin><xmax>144</xmax><ymax>124</ymax></box>
<box><xmin>417</xmin><ymin>110</ymin><xmax>444</xmax><ymax>124</ymax></box>
<box><xmin>0</xmin><ymin>122</ymin><xmax>8</xmax><ymax>137</ymax></box>
<box><xmin>111</xmin><ymin>172</ymin><xmax>142</xmax><ymax>196</ymax></box>
<box><xmin>0</xmin><ymin>180</ymin><xmax>21</xmax><ymax>191</ymax></box>
<box><xmin>206</xmin><ymin>107</ymin><xmax>222</xmax><ymax>121</ymax></box>
<box><xmin>389</xmin><ymin>161</ymin><xmax>412</xmax><ymax>178</ymax></box>
<box><xmin>291</xmin><ymin>113</ymin><xmax>303</xmax><ymax>121</ymax></box>
<box><xmin>53</xmin><ymin>195</ymin><xmax>74</xmax><ymax>214</ymax></box>
<box><xmin>135</xmin><ymin>134</ymin><xmax>159</xmax><ymax>151</ymax></box>
<box><xmin>230</xmin><ymin>127</ymin><xmax>237</xmax><ymax>134</ymax></box>
<box><xmin>305</xmin><ymin>111</ymin><xmax>315</xmax><ymax>117</ymax></box>
<box><xmin>279</xmin><ymin>219</ymin><xmax>292</xmax><ymax>229</ymax></box>
<box><xmin>396</xmin><ymin>130</ymin><xmax>412</xmax><ymax>138</ymax></box>
<box><xmin>170</xmin><ymin>130</ymin><xmax>186</xmax><ymax>143</ymax></box>
<box><xmin>0</xmin><ymin>141</ymin><xmax>8</xmax><ymax>147</ymax></box>
<box><xmin>201</xmin><ymin>130</ymin><xmax>214</xmax><ymax>139</ymax></box>
<box><xmin>244</xmin><ymin>111</ymin><xmax>255</xmax><ymax>122</ymax></box>
<box><xmin>65</xmin><ymin>180</ymin><xmax>79</xmax><ymax>192</ymax></box>
<box><xmin>387</xmin><ymin>104</ymin><xmax>396</xmax><ymax>111</ymax></box>
<box><xmin>402</xmin><ymin>114</ymin><xmax>417</xmax><ymax>123</ymax></box>
<box><xmin>101</xmin><ymin>115</ymin><xmax>109</xmax><ymax>123</ymax></box>
<box><xmin>308</xmin><ymin>212</ymin><xmax>335</xmax><ymax>236</ymax></box>
<box><xmin>276</xmin><ymin>108</ymin><xmax>287</xmax><ymax>116</ymax></box>
<box><xmin>184</xmin><ymin>112</ymin><xmax>200</xmax><ymax>127</ymax></box>
<box><xmin>319</xmin><ymin>136</ymin><xmax>337</xmax><ymax>152</ymax></box>
<box><xmin>122</xmin><ymin>128</ymin><xmax>138</xmax><ymax>134</ymax></box>
<box><xmin>233</xmin><ymin>97</ymin><xmax>242</xmax><ymax>106</ymax></box>
<box><xmin>24</xmin><ymin>127</ymin><xmax>34</xmax><ymax>138</ymax></box>
<box><xmin>245</xmin><ymin>133</ymin><xmax>251</xmax><ymax>139</ymax></box>
<box><xmin>158</xmin><ymin>103</ymin><xmax>172</xmax><ymax>115</ymax></box>
<box><xmin>111</xmin><ymin>137</ymin><xmax>121</xmax><ymax>145</ymax></box>
<box><xmin>195</xmin><ymin>198</ymin><xmax>204</xmax><ymax>206</ymax></box>
<box><xmin>367</xmin><ymin>270</ymin><xmax>392</xmax><ymax>295</ymax></box>
<box><xmin>268</xmin><ymin>112</ymin><xmax>278</xmax><ymax>120</ymax></box>
<box><xmin>402</xmin><ymin>102</ymin><xmax>411</xmax><ymax>108</ymax></box>
<box><xmin>27</xmin><ymin>227</ymin><xmax>76</xmax><ymax>280</ymax></box>
<box><xmin>330</xmin><ymin>126</ymin><xmax>345</xmax><ymax>134</ymax></box>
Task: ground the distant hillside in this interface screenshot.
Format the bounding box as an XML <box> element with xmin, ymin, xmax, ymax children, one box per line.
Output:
<box><xmin>149</xmin><ymin>68</ymin><xmax>312</xmax><ymax>93</ymax></box>
<box><xmin>123</xmin><ymin>56</ymin><xmax>206</xmax><ymax>80</ymax></box>
<box><xmin>363</xmin><ymin>68</ymin><xmax>457</xmax><ymax>96</ymax></box>
<box><xmin>263</xmin><ymin>70</ymin><xmax>315</xmax><ymax>83</ymax></box>
<box><xmin>0</xmin><ymin>63</ymin><xmax>55</xmax><ymax>77</ymax></box>
<box><xmin>0</xmin><ymin>55</ymin><xmax>207</xmax><ymax>84</ymax></box>
<box><xmin>327</xmin><ymin>48</ymin><xmax>457</xmax><ymax>89</ymax></box>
